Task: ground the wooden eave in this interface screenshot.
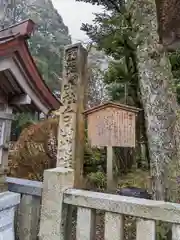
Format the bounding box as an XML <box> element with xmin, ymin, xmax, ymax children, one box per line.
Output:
<box><xmin>0</xmin><ymin>19</ymin><xmax>61</xmax><ymax>112</ymax></box>
<box><xmin>84</xmin><ymin>102</ymin><xmax>142</xmax><ymax>116</ymax></box>
<box><xmin>0</xmin><ymin>19</ymin><xmax>35</xmax><ymax>39</ymax></box>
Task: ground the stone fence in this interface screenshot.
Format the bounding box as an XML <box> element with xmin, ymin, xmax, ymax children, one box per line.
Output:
<box><xmin>7</xmin><ymin>177</ymin><xmax>42</xmax><ymax>240</ymax></box>
<box><xmin>63</xmin><ymin>188</ymin><xmax>180</xmax><ymax>240</ymax></box>
<box><xmin>6</xmin><ymin>172</ymin><xmax>180</xmax><ymax>240</ymax></box>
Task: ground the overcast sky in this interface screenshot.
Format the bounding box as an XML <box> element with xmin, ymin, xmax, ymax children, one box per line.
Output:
<box><xmin>52</xmin><ymin>0</ymin><xmax>103</xmax><ymax>43</ymax></box>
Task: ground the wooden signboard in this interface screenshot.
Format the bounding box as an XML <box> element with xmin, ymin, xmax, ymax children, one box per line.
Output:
<box><xmin>84</xmin><ymin>102</ymin><xmax>140</xmax><ymax>148</ymax></box>
<box><xmin>84</xmin><ymin>102</ymin><xmax>141</xmax><ymax>192</ymax></box>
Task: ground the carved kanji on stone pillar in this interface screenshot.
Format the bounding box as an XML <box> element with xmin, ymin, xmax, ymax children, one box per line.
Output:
<box><xmin>57</xmin><ymin>43</ymin><xmax>88</xmax><ymax>188</ymax></box>
<box><xmin>155</xmin><ymin>0</ymin><xmax>180</xmax><ymax>50</ymax></box>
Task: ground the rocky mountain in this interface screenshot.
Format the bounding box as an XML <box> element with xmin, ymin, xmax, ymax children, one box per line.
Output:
<box><xmin>1</xmin><ymin>0</ymin><xmax>71</xmax><ymax>92</ymax></box>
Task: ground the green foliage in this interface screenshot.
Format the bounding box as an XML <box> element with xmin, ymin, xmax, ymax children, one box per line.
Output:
<box><xmin>78</xmin><ymin>0</ymin><xmax>140</xmax><ymax>106</ymax></box>
<box><xmin>78</xmin><ymin>0</ymin><xmax>180</xmax><ymax>106</ymax></box>
<box><xmin>169</xmin><ymin>51</ymin><xmax>180</xmax><ymax>104</ymax></box>
<box><xmin>11</xmin><ymin>112</ymin><xmax>39</xmax><ymax>141</ymax></box>
<box><xmin>78</xmin><ymin>0</ymin><xmax>145</xmax><ymax>172</ymax></box>
<box><xmin>76</xmin><ymin>0</ymin><xmax>124</xmax><ymax>11</ymax></box>
<box><xmin>117</xmin><ymin>169</ymin><xmax>150</xmax><ymax>189</ymax></box>
<box><xmin>78</xmin><ymin>0</ymin><xmax>180</xmax><ymax>176</ymax></box>
<box><xmin>87</xmin><ymin>172</ymin><xmax>106</xmax><ymax>189</ymax></box>
<box><xmin>84</xmin><ymin>128</ymin><xmax>106</xmax><ymax>175</ymax></box>
<box><xmin>156</xmin><ymin>222</ymin><xmax>171</xmax><ymax>240</ymax></box>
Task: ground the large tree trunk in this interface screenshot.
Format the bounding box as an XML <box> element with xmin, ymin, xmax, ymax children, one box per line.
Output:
<box><xmin>129</xmin><ymin>0</ymin><xmax>180</xmax><ymax>201</ymax></box>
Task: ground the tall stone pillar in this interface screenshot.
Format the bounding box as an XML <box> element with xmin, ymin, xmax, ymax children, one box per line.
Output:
<box><xmin>57</xmin><ymin>43</ymin><xmax>88</xmax><ymax>188</ymax></box>
<box><xmin>39</xmin><ymin>44</ymin><xmax>88</xmax><ymax>239</ymax></box>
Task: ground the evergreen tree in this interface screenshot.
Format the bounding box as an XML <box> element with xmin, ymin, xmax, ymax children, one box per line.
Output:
<box><xmin>77</xmin><ymin>0</ymin><xmax>149</xmax><ymax>170</ymax></box>
<box><xmin>76</xmin><ymin>0</ymin><xmax>180</xmax><ymax>174</ymax></box>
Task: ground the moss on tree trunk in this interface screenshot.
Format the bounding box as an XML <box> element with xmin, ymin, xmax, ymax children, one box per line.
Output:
<box><xmin>129</xmin><ymin>0</ymin><xmax>180</xmax><ymax>201</ymax></box>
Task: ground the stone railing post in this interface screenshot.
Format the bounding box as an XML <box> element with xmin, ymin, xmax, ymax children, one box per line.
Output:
<box><xmin>39</xmin><ymin>168</ymin><xmax>74</xmax><ymax>240</ymax></box>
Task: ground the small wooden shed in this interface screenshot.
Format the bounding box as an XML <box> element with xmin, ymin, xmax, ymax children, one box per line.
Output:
<box><xmin>84</xmin><ymin>102</ymin><xmax>141</xmax><ymax>148</ymax></box>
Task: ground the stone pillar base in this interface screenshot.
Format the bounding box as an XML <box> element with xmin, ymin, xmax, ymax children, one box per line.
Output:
<box><xmin>39</xmin><ymin>167</ymin><xmax>74</xmax><ymax>240</ymax></box>
<box><xmin>0</xmin><ymin>191</ymin><xmax>20</xmax><ymax>240</ymax></box>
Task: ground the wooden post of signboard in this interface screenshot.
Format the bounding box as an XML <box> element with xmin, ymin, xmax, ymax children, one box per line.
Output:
<box><xmin>107</xmin><ymin>146</ymin><xmax>114</xmax><ymax>191</ymax></box>
<box><xmin>84</xmin><ymin>102</ymin><xmax>141</xmax><ymax>192</ymax></box>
